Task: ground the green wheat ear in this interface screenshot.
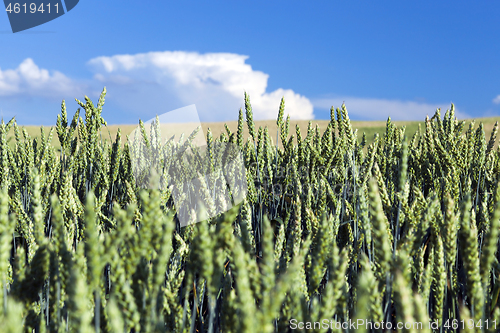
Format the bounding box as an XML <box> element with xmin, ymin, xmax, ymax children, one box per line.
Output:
<box><xmin>244</xmin><ymin>92</ymin><xmax>255</xmax><ymax>141</ymax></box>
<box><xmin>431</xmin><ymin>234</ymin><xmax>446</xmax><ymax>323</ymax></box>
<box><xmin>393</xmin><ymin>272</ymin><xmax>415</xmax><ymax>330</ymax></box>
<box><xmin>480</xmin><ymin>179</ymin><xmax>500</xmax><ymax>290</ymax></box>
<box><xmin>368</xmin><ymin>178</ymin><xmax>392</xmax><ymax>286</ymax></box>
<box><xmin>0</xmin><ymin>188</ymin><xmax>14</xmax><ymax>315</ymax></box>
<box><xmin>459</xmin><ymin>194</ymin><xmax>484</xmax><ymax>322</ymax></box>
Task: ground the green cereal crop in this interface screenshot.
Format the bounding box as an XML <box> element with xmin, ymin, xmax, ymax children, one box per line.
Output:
<box><xmin>0</xmin><ymin>87</ymin><xmax>499</xmax><ymax>332</ymax></box>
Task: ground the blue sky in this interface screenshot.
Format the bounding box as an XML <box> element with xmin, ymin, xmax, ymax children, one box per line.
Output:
<box><xmin>1</xmin><ymin>1</ymin><xmax>499</xmax><ymax>125</ymax></box>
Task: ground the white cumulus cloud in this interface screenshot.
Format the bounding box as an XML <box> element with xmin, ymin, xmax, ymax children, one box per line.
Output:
<box><xmin>87</xmin><ymin>51</ymin><xmax>314</xmax><ymax>121</ymax></box>
<box><xmin>0</xmin><ymin>58</ymin><xmax>84</xmax><ymax>98</ymax></box>
<box><xmin>493</xmin><ymin>95</ymin><xmax>500</xmax><ymax>105</ymax></box>
<box><xmin>313</xmin><ymin>97</ymin><xmax>469</xmax><ymax>121</ymax></box>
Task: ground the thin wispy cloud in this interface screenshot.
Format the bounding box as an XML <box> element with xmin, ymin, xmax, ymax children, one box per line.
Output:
<box><xmin>313</xmin><ymin>97</ymin><xmax>470</xmax><ymax>121</ymax></box>
<box><xmin>493</xmin><ymin>95</ymin><xmax>500</xmax><ymax>105</ymax></box>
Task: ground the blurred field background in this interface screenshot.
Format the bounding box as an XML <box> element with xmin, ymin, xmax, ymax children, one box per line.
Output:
<box><xmin>7</xmin><ymin>117</ymin><xmax>500</xmax><ymax>150</ymax></box>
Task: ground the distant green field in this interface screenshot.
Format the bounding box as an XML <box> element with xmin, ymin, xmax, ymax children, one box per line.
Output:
<box><xmin>7</xmin><ymin>116</ymin><xmax>500</xmax><ymax>149</ymax></box>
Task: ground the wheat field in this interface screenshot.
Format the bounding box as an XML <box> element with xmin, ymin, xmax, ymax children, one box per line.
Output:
<box><xmin>12</xmin><ymin>117</ymin><xmax>500</xmax><ymax>151</ymax></box>
<box><xmin>1</xmin><ymin>89</ymin><xmax>500</xmax><ymax>332</ymax></box>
